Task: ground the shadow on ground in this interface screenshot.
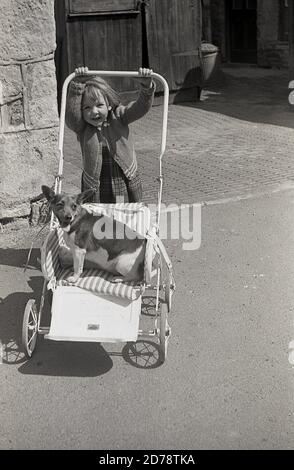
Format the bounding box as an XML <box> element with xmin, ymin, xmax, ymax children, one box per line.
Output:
<box><xmin>175</xmin><ymin>70</ymin><xmax>294</xmax><ymax>129</ymax></box>
<box><xmin>0</xmin><ymin>247</ymin><xmax>40</xmax><ymax>269</ymax></box>
<box><xmin>18</xmin><ymin>340</ymin><xmax>113</xmax><ymax>377</ymax></box>
<box><xmin>0</xmin><ymin>248</ymin><xmax>41</xmax><ymax>365</ymax></box>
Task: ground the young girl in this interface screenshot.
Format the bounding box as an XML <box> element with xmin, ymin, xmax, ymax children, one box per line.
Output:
<box><xmin>65</xmin><ymin>66</ymin><xmax>155</xmax><ymax>203</ymax></box>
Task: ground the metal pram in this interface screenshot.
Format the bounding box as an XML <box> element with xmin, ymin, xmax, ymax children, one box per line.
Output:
<box><xmin>22</xmin><ymin>70</ymin><xmax>175</xmax><ymax>364</ymax></box>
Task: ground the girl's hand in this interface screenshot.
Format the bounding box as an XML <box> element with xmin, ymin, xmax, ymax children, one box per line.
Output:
<box><xmin>75</xmin><ymin>66</ymin><xmax>89</xmax><ymax>76</ymax></box>
<box><xmin>138</xmin><ymin>67</ymin><xmax>153</xmax><ymax>88</ymax></box>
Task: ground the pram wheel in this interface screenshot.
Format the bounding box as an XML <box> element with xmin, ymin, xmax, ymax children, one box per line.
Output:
<box><xmin>159</xmin><ymin>301</ymin><xmax>171</xmax><ymax>363</ymax></box>
<box><xmin>22</xmin><ymin>299</ymin><xmax>38</xmax><ymax>358</ymax></box>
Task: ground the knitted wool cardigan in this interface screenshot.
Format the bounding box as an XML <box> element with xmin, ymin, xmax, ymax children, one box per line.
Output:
<box><xmin>65</xmin><ymin>80</ymin><xmax>155</xmax><ymax>181</ymax></box>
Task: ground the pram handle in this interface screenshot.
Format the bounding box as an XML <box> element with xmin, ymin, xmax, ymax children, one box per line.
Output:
<box><xmin>58</xmin><ymin>70</ymin><xmax>169</xmax><ymax>163</ymax></box>
<box><xmin>57</xmin><ymin>71</ymin><xmax>169</xmax><ymax>229</ymax></box>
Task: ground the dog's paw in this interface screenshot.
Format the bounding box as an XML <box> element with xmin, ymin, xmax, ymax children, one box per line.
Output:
<box><xmin>66</xmin><ymin>275</ymin><xmax>80</xmax><ymax>284</ymax></box>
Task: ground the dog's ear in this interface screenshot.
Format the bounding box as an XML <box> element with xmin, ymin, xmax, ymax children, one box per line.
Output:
<box><xmin>76</xmin><ymin>188</ymin><xmax>96</xmax><ymax>204</ymax></box>
<box><xmin>41</xmin><ymin>185</ymin><xmax>55</xmax><ymax>202</ymax></box>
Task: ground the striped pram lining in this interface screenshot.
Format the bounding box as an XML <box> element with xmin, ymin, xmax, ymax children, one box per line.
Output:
<box><xmin>41</xmin><ymin>203</ymin><xmax>157</xmax><ymax>301</ymax></box>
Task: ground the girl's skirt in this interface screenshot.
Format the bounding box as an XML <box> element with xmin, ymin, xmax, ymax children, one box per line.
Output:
<box><xmin>82</xmin><ymin>147</ymin><xmax>142</xmax><ymax>203</ymax></box>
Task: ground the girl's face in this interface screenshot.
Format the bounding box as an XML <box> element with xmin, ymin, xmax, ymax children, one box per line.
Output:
<box><xmin>82</xmin><ymin>90</ymin><xmax>109</xmax><ymax>128</ymax></box>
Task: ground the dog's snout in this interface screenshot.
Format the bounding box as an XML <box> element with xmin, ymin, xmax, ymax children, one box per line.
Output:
<box><xmin>64</xmin><ymin>214</ymin><xmax>72</xmax><ymax>222</ymax></box>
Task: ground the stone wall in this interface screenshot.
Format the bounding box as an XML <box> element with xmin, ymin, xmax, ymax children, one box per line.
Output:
<box><xmin>257</xmin><ymin>0</ymin><xmax>289</xmax><ymax>68</ymax></box>
<box><xmin>0</xmin><ymin>0</ymin><xmax>59</xmax><ymax>219</ymax></box>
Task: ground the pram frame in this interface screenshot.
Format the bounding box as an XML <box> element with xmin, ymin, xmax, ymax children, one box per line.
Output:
<box><xmin>22</xmin><ymin>70</ymin><xmax>175</xmax><ymax>364</ymax></box>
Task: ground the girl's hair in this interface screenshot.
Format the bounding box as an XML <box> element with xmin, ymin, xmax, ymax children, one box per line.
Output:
<box><xmin>82</xmin><ymin>77</ymin><xmax>120</xmax><ymax>109</ymax></box>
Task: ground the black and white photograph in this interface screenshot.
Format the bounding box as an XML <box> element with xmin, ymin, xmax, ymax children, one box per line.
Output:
<box><xmin>1</xmin><ymin>0</ymin><xmax>294</xmax><ymax>459</ymax></box>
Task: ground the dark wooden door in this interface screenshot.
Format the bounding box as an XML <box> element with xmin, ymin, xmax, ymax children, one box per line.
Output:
<box><xmin>55</xmin><ymin>0</ymin><xmax>142</xmax><ymax>97</ymax></box>
<box><xmin>144</xmin><ymin>0</ymin><xmax>202</xmax><ymax>93</ymax></box>
<box><xmin>229</xmin><ymin>0</ymin><xmax>257</xmax><ymax>63</ymax></box>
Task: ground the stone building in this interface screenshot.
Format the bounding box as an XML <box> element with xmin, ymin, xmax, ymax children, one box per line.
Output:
<box><xmin>0</xmin><ymin>0</ymin><xmax>59</xmax><ymax>220</ymax></box>
<box><xmin>209</xmin><ymin>0</ymin><xmax>290</xmax><ymax>68</ymax></box>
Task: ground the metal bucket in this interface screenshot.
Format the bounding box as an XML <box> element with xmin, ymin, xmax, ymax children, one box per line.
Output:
<box><xmin>200</xmin><ymin>43</ymin><xmax>220</xmax><ymax>83</ymax></box>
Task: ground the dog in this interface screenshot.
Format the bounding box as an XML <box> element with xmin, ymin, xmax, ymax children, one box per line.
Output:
<box><xmin>41</xmin><ymin>185</ymin><xmax>146</xmax><ymax>284</ymax></box>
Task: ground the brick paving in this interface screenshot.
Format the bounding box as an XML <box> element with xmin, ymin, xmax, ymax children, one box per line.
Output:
<box><xmin>63</xmin><ymin>66</ymin><xmax>294</xmax><ymax>205</ymax></box>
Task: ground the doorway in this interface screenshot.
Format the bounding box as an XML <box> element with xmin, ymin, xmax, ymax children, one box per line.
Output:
<box><xmin>228</xmin><ymin>0</ymin><xmax>257</xmax><ymax>63</ymax></box>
